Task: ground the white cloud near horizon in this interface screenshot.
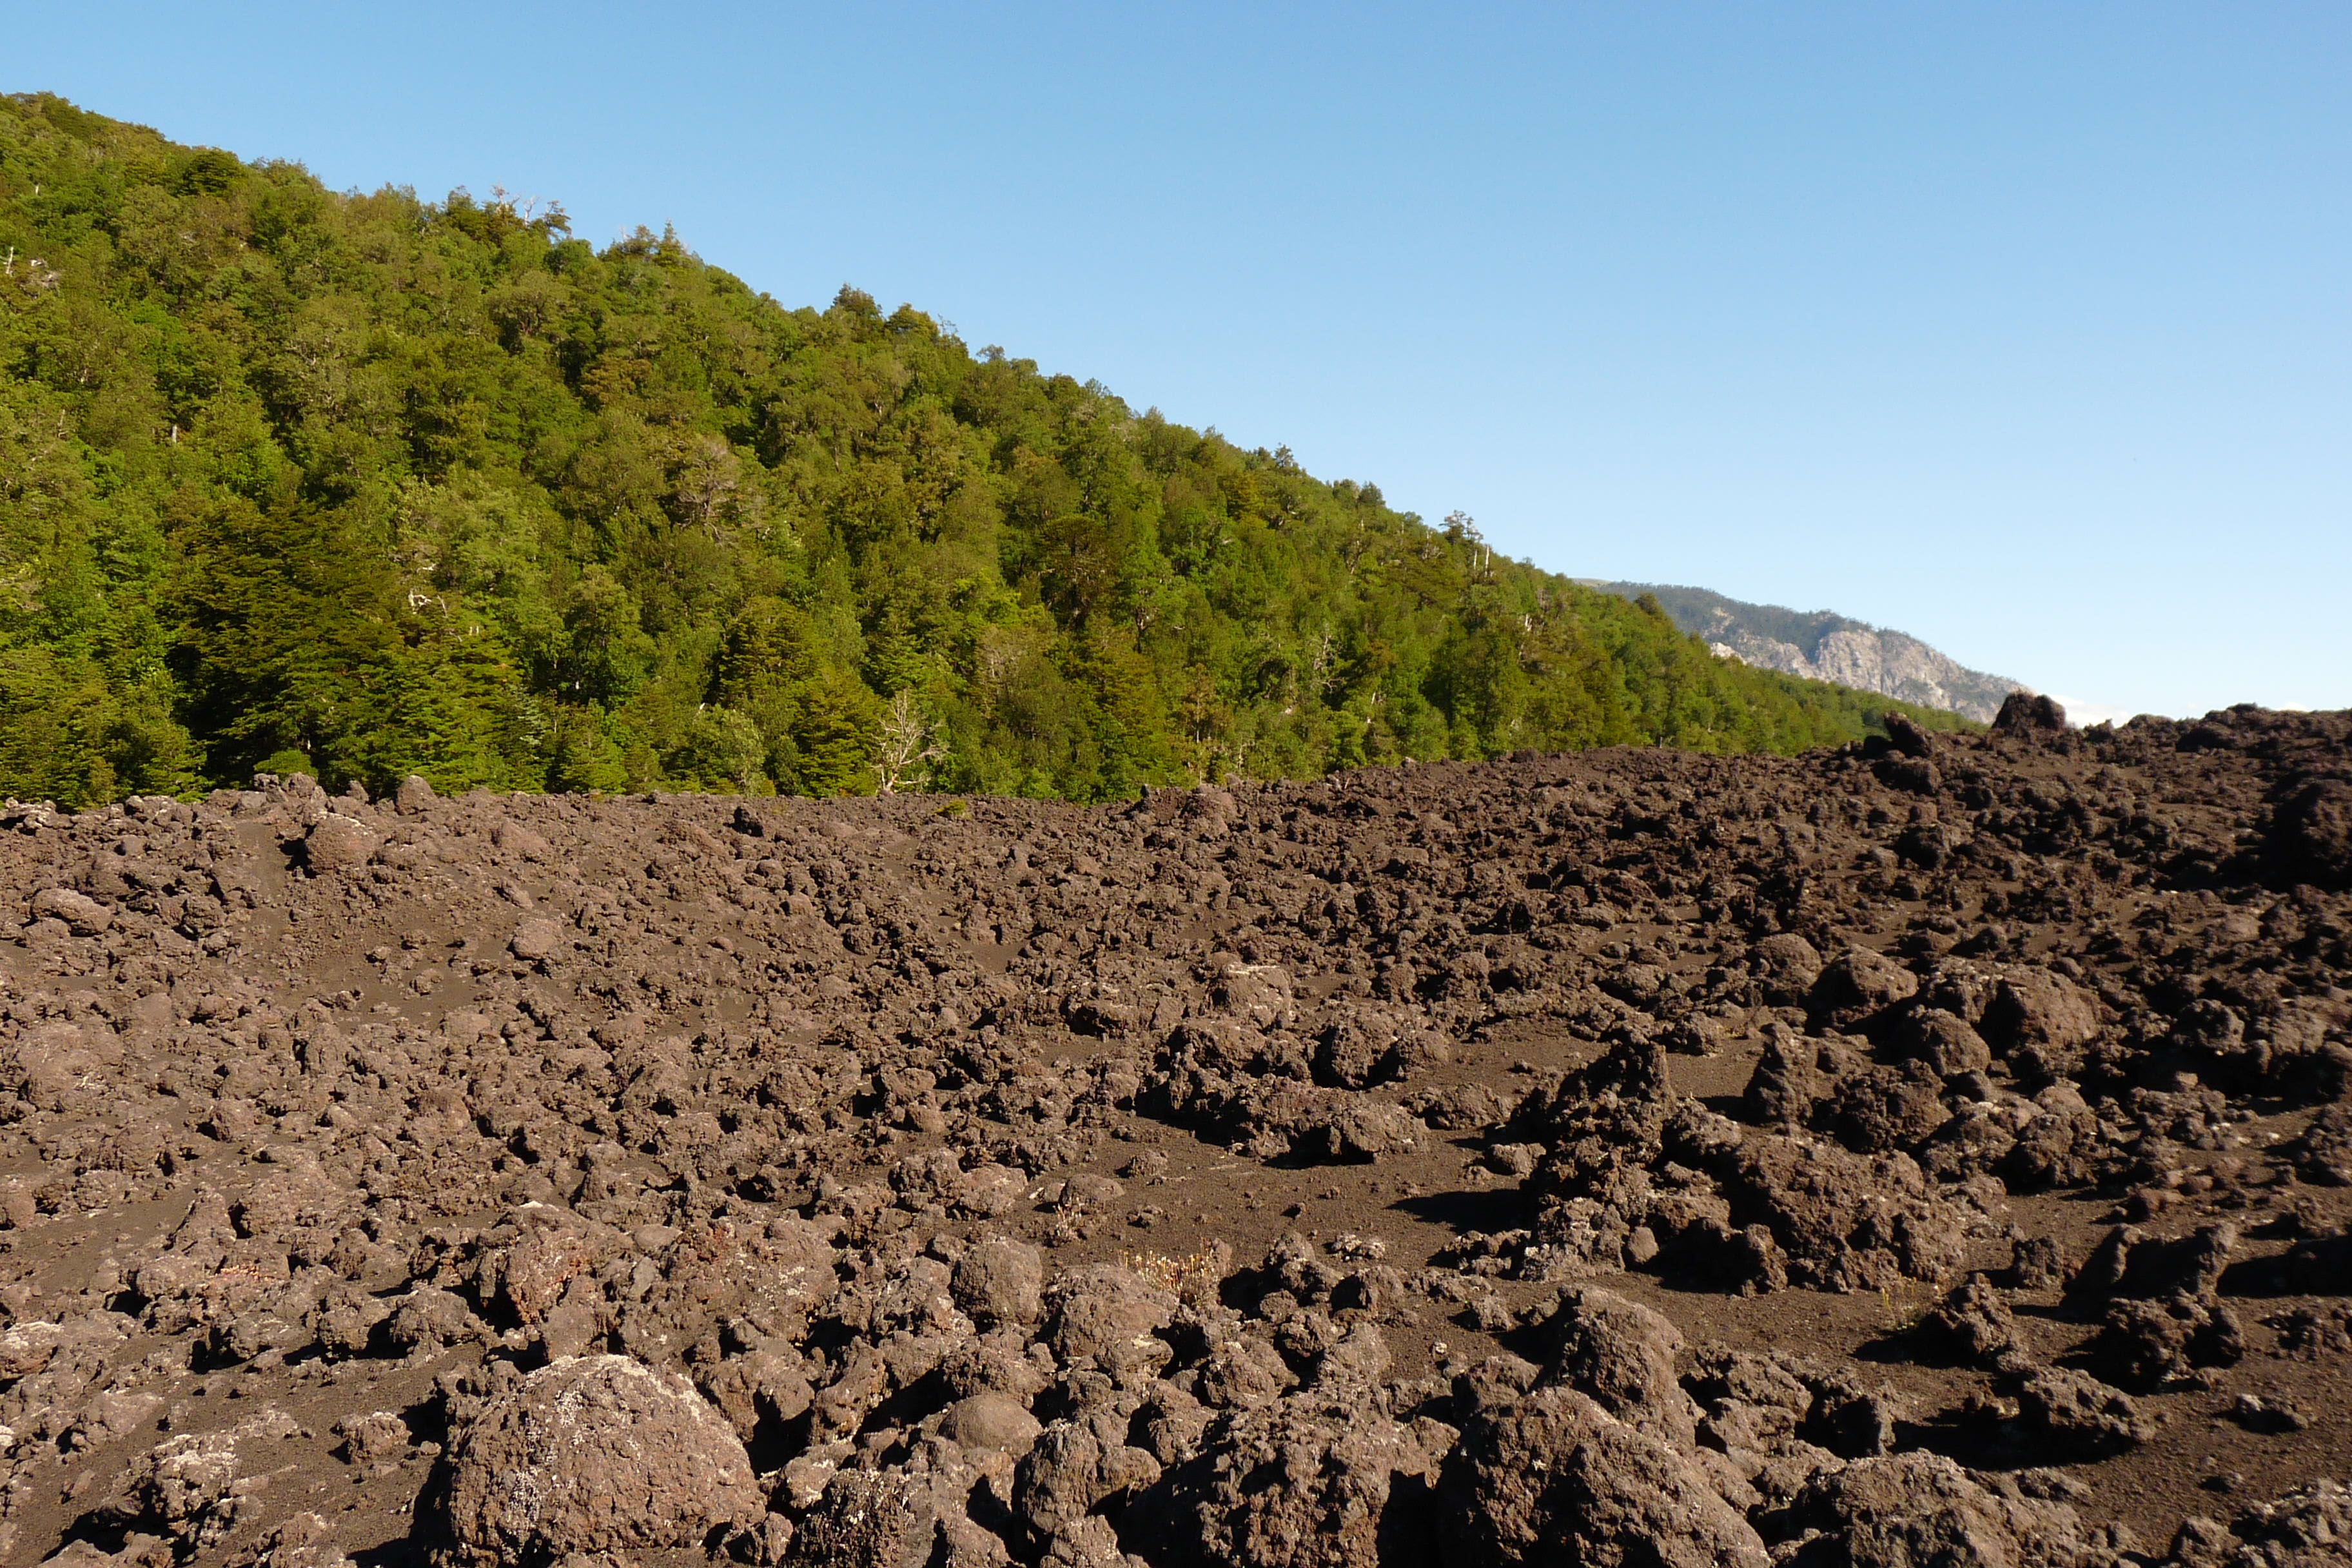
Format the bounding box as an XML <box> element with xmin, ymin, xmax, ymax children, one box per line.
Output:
<box><xmin>2048</xmin><ymin>694</ymin><xmax>2157</xmax><ymax>728</ymax></box>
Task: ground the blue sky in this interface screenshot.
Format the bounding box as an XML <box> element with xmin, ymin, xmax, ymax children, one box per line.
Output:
<box><xmin>15</xmin><ymin>3</ymin><xmax>2349</xmax><ymax>720</ymax></box>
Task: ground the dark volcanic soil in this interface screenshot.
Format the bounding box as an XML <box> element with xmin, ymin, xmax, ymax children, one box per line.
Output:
<box><xmin>3</xmin><ymin>700</ymin><xmax>2349</xmax><ymax>1568</ymax></box>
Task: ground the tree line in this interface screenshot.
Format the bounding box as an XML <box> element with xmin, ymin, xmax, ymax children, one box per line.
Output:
<box><xmin>0</xmin><ymin>93</ymin><xmax>1966</xmax><ymax>809</ymax></box>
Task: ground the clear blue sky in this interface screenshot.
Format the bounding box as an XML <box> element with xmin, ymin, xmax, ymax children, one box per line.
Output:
<box><xmin>15</xmin><ymin>4</ymin><xmax>2349</xmax><ymax>721</ymax></box>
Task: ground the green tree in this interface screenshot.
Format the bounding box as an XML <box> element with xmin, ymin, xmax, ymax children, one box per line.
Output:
<box><xmin>0</xmin><ymin>92</ymin><xmax>1972</xmax><ymax>808</ymax></box>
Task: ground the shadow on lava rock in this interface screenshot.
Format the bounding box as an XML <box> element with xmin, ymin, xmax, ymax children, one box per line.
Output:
<box><xmin>351</xmin><ymin>1540</ymin><xmax>433</xmax><ymax>1568</ymax></box>
<box><xmin>2220</xmin><ymin>1233</ymin><xmax>2352</xmax><ymax>1298</ymax></box>
<box><xmin>1389</xmin><ymin>1183</ymin><xmax>1540</xmax><ymax>1237</ymax></box>
<box><xmin>1894</xmin><ymin>1411</ymin><xmax>2050</xmax><ymax>1475</ymax></box>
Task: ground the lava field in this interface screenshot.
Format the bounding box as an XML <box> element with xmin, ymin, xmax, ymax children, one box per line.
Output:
<box><xmin>1</xmin><ymin>696</ymin><xmax>2348</xmax><ymax>1568</ymax></box>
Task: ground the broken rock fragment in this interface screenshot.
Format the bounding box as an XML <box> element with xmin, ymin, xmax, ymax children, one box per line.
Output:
<box><xmin>1437</xmin><ymin>1385</ymin><xmax>1769</xmax><ymax>1568</ymax></box>
<box><xmin>442</xmin><ymin>1354</ymin><xmax>761</xmax><ymax>1565</ymax></box>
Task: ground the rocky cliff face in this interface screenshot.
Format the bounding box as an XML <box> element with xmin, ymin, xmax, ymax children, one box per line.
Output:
<box><xmin>1589</xmin><ymin>582</ymin><xmax>2026</xmax><ymax>723</ymax></box>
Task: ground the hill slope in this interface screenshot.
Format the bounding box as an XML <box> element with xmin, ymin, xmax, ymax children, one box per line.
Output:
<box><xmin>0</xmin><ymin>93</ymin><xmax>1963</xmax><ymax>808</ymax></box>
<box><xmin>1589</xmin><ymin>582</ymin><xmax>2024</xmax><ymax>723</ymax></box>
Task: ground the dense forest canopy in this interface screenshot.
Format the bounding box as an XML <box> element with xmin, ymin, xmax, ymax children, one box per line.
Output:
<box><xmin>0</xmin><ymin>93</ymin><xmax>1966</xmax><ymax>808</ymax></box>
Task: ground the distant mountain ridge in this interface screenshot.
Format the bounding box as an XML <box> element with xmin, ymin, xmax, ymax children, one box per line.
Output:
<box><xmin>1586</xmin><ymin>582</ymin><xmax>2026</xmax><ymax>724</ymax></box>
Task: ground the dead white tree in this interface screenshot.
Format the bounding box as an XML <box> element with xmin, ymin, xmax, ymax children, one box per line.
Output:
<box><xmin>875</xmin><ymin>690</ymin><xmax>944</xmax><ymax>794</ymax></box>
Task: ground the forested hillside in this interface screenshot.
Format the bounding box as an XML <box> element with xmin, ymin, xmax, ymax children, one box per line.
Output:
<box><xmin>0</xmin><ymin>93</ymin><xmax>1964</xmax><ymax>808</ymax></box>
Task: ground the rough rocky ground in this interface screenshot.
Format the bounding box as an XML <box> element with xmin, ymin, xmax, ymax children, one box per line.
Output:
<box><xmin>1</xmin><ymin>694</ymin><xmax>2348</xmax><ymax>1568</ymax></box>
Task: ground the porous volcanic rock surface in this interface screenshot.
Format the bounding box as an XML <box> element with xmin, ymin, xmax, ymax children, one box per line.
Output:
<box><xmin>3</xmin><ymin>704</ymin><xmax>2349</xmax><ymax>1567</ymax></box>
